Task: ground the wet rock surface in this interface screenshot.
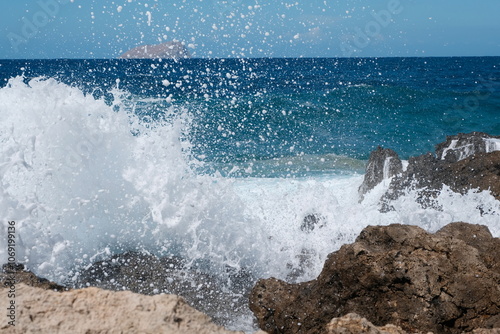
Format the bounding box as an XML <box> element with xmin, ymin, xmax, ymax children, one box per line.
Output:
<box><xmin>249</xmin><ymin>222</ymin><xmax>500</xmax><ymax>334</ymax></box>
<box><xmin>435</xmin><ymin>132</ymin><xmax>500</xmax><ymax>163</ymax></box>
<box><xmin>301</xmin><ymin>214</ymin><xmax>326</xmax><ymax>233</ymax></box>
<box><xmin>382</xmin><ymin>150</ymin><xmax>500</xmax><ymax>211</ymax></box>
<box><xmin>1</xmin><ymin>259</ymin><xmax>258</xmax><ymax>333</ymax></box>
<box><xmin>0</xmin><ymin>283</ymin><xmax>243</xmax><ymax>334</ymax></box>
<box><xmin>74</xmin><ymin>251</ymin><xmax>255</xmax><ymax>327</ymax></box>
<box><xmin>1</xmin><ymin>263</ymin><xmax>67</xmax><ymax>291</ymax></box>
<box><xmin>359</xmin><ymin>132</ymin><xmax>500</xmax><ymax>210</ymax></box>
<box><xmin>358</xmin><ymin>147</ymin><xmax>403</xmax><ymax>199</ymax></box>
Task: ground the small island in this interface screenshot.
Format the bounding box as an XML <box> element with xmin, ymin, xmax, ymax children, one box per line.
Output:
<box><xmin>119</xmin><ymin>41</ymin><xmax>190</xmax><ymax>59</ymax></box>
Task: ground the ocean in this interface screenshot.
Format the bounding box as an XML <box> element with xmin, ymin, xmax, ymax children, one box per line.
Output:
<box><xmin>0</xmin><ymin>57</ymin><xmax>499</xmax><ymax>331</ymax></box>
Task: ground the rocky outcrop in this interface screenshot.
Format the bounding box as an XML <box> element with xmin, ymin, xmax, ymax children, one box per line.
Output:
<box><xmin>325</xmin><ymin>313</ymin><xmax>406</xmax><ymax>334</ymax></box>
<box><xmin>0</xmin><ymin>283</ymin><xmax>243</xmax><ymax>334</ymax></box>
<box><xmin>1</xmin><ymin>263</ymin><xmax>66</xmax><ymax>291</ymax></box>
<box><xmin>381</xmin><ymin>150</ymin><xmax>500</xmax><ymax>211</ymax></box>
<box><xmin>470</xmin><ymin>329</ymin><xmax>500</xmax><ymax>334</ymax></box>
<box><xmin>75</xmin><ymin>252</ymin><xmax>254</xmax><ymax>327</ymax></box>
<box><xmin>358</xmin><ymin>147</ymin><xmax>403</xmax><ymax>199</ymax></box>
<box><xmin>119</xmin><ymin>41</ymin><xmax>190</xmax><ymax>59</ymax></box>
<box><xmin>359</xmin><ymin>132</ymin><xmax>500</xmax><ymax>210</ymax></box>
<box><xmin>249</xmin><ymin>222</ymin><xmax>500</xmax><ymax>334</ymax></box>
<box><xmin>1</xmin><ymin>260</ymin><xmax>260</xmax><ymax>333</ymax></box>
<box><xmin>301</xmin><ymin>214</ymin><xmax>326</xmax><ymax>233</ymax></box>
<box><xmin>436</xmin><ymin>132</ymin><xmax>500</xmax><ymax>162</ymax></box>
<box><xmin>325</xmin><ymin>313</ymin><xmax>500</xmax><ymax>334</ymax></box>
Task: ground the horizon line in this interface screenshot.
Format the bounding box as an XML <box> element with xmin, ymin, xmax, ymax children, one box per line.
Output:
<box><xmin>1</xmin><ymin>55</ymin><xmax>499</xmax><ymax>61</ymax></box>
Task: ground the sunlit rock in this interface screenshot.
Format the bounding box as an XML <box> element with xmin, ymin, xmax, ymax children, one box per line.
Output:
<box><xmin>0</xmin><ymin>284</ymin><xmax>243</xmax><ymax>334</ymax></box>
<box><xmin>326</xmin><ymin>313</ymin><xmax>406</xmax><ymax>334</ymax></box>
<box><xmin>250</xmin><ymin>222</ymin><xmax>500</xmax><ymax>334</ymax></box>
<box><xmin>74</xmin><ymin>252</ymin><xmax>254</xmax><ymax>327</ymax></box>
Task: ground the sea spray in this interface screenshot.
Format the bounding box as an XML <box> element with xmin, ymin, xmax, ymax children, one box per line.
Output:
<box><xmin>0</xmin><ymin>57</ymin><xmax>499</xmax><ymax>332</ymax></box>
<box><xmin>1</xmin><ymin>76</ymin><xmax>499</xmax><ymax>285</ymax></box>
<box><xmin>0</xmin><ymin>77</ymin><xmax>264</xmax><ymax>282</ymax></box>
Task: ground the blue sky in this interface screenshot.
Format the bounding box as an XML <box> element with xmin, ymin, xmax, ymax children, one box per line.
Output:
<box><xmin>1</xmin><ymin>0</ymin><xmax>499</xmax><ymax>58</ymax></box>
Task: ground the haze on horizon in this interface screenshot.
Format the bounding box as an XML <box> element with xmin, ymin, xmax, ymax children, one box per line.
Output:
<box><xmin>1</xmin><ymin>0</ymin><xmax>499</xmax><ymax>59</ymax></box>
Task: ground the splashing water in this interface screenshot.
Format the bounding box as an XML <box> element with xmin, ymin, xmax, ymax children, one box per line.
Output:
<box><xmin>0</xmin><ymin>74</ymin><xmax>499</xmax><ymax>332</ymax></box>
<box><xmin>0</xmin><ymin>77</ymin><xmax>262</xmax><ymax>280</ymax></box>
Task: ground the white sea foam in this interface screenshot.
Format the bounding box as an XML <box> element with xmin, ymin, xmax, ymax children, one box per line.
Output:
<box><xmin>440</xmin><ymin>137</ymin><xmax>500</xmax><ymax>161</ymax></box>
<box><xmin>0</xmin><ymin>77</ymin><xmax>262</xmax><ymax>282</ymax></box>
<box><xmin>485</xmin><ymin>138</ymin><xmax>500</xmax><ymax>153</ymax></box>
<box><xmin>0</xmin><ymin>76</ymin><xmax>499</xmax><ymax>290</ymax></box>
<box><xmin>235</xmin><ymin>175</ymin><xmax>500</xmax><ymax>282</ymax></box>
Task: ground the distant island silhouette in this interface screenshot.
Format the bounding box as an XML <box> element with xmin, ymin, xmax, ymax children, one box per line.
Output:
<box><xmin>119</xmin><ymin>41</ymin><xmax>190</xmax><ymax>59</ymax></box>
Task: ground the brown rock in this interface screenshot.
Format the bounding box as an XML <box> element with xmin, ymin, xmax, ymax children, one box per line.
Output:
<box><xmin>1</xmin><ymin>263</ymin><xmax>66</xmax><ymax>291</ymax></box>
<box><xmin>442</xmin><ymin>151</ymin><xmax>500</xmax><ymax>200</ymax></box>
<box><xmin>249</xmin><ymin>223</ymin><xmax>500</xmax><ymax>334</ymax></box>
<box><xmin>470</xmin><ymin>329</ymin><xmax>500</xmax><ymax>334</ymax></box>
<box><xmin>435</xmin><ymin>132</ymin><xmax>500</xmax><ymax>163</ymax></box>
<box><xmin>375</xmin><ymin>132</ymin><xmax>500</xmax><ymax>211</ymax></box>
<box><xmin>325</xmin><ymin>313</ymin><xmax>407</xmax><ymax>334</ymax></box>
<box><xmin>119</xmin><ymin>41</ymin><xmax>190</xmax><ymax>59</ymax></box>
<box><xmin>436</xmin><ymin>222</ymin><xmax>500</xmax><ymax>274</ymax></box>
<box><xmin>359</xmin><ymin>147</ymin><xmax>403</xmax><ymax>199</ymax></box>
<box><xmin>0</xmin><ymin>283</ymin><xmax>243</xmax><ymax>334</ymax></box>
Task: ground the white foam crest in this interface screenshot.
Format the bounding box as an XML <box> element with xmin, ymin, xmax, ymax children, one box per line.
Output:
<box><xmin>234</xmin><ymin>176</ymin><xmax>500</xmax><ymax>282</ymax></box>
<box><xmin>485</xmin><ymin>138</ymin><xmax>500</xmax><ymax>153</ymax></box>
<box><xmin>440</xmin><ymin>139</ymin><xmax>476</xmax><ymax>161</ymax></box>
<box><xmin>0</xmin><ymin>77</ymin><xmax>146</xmax><ymax>278</ymax></box>
<box><xmin>441</xmin><ymin>137</ymin><xmax>500</xmax><ymax>161</ymax></box>
<box><xmin>0</xmin><ymin>77</ymin><xmax>262</xmax><ymax>281</ymax></box>
<box><xmin>382</xmin><ymin>156</ymin><xmax>392</xmax><ymax>179</ymax></box>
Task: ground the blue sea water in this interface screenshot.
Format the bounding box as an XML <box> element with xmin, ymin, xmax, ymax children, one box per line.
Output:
<box><xmin>0</xmin><ymin>57</ymin><xmax>499</xmax><ymax>330</ymax></box>
<box><xmin>2</xmin><ymin>57</ymin><xmax>499</xmax><ymax>176</ymax></box>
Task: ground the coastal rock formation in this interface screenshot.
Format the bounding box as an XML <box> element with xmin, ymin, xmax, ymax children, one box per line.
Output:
<box><xmin>1</xmin><ymin>263</ymin><xmax>66</xmax><ymax>291</ymax></box>
<box><xmin>359</xmin><ymin>132</ymin><xmax>500</xmax><ymax>210</ymax></box>
<box><xmin>381</xmin><ymin>151</ymin><xmax>500</xmax><ymax>211</ymax></box>
<box><xmin>358</xmin><ymin>147</ymin><xmax>403</xmax><ymax>199</ymax></box>
<box><xmin>301</xmin><ymin>214</ymin><xmax>326</xmax><ymax>233</ymax></box>
<box><xmin>325</xmin><ymin>313</ymin><xmax>500</xmax><ymax>334</ymax></box>
<box><xmin>249</xmin><ymin>222</ymin><xmax>500</xmax><ymax>334</ymax></box>
<box><xmin>325</xmin><ymin>313</ymin><xmax>406</xmax><ymax>334</ymax></box>
<box><xmin>436</xmin><ymin>132</ymin><xmax>500</xmax><ymax>162</ymax></box>
<box><xmin>75</xmin><ymin>252</ymin><xmax>254</xmax><ymax>327</ymax></box>
<box><xmin>119</xmin><ymin>41</ymin><xmax>190</xmax><ymax>59</ymax></box>
<box><xmin>0</xmin><ymin>284</ymin><xmax>243</xmax><ymax>334</ymax></box>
